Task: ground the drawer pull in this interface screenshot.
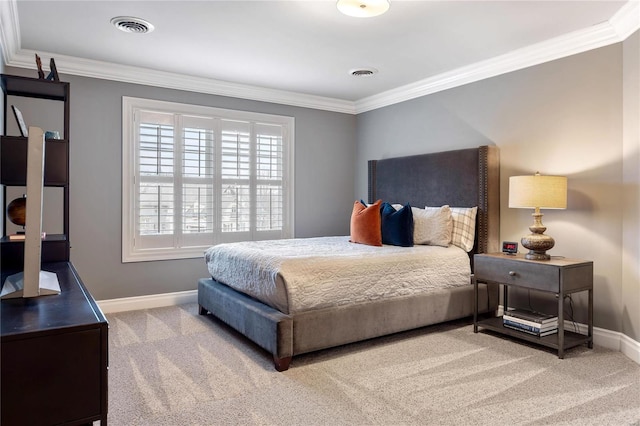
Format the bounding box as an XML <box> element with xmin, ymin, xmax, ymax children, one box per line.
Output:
<box><xmin>508</xmin><ymin>271</ymin><xmax>517</xmax><ymax>277</ymax></box>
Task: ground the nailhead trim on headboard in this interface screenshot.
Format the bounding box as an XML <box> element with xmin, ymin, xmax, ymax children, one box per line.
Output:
<box><xmin>478</xmin><ymin>145</ymin><xmax>489</xmax><ymax>254</ymax></box>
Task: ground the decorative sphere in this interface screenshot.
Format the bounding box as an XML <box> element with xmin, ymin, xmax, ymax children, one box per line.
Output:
<box><xmin>7</xmin><ymin>197</ymin><xmax>26</xmax><ymax>227</ymax></box>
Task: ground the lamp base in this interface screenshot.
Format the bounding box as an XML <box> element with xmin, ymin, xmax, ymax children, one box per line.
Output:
<box><xmin>519</xmin><ymin>209</ymin><xmax>556</xmax><ymax>261</ymax></box>
<box><xmin>521</xmin><ymin>233</ymin><xmax>555</xmax><ymax>261</ymax></box>
<box><xmin>524</xmin><ymin>251</ymin><xmax>551</xmax><ymax>261</ymax></box>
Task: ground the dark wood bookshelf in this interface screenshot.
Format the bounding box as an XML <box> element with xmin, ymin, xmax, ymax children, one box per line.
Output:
<box><xmin>1</xmin><ymin>73</ymin><xmax>70</xmax><ymax>263</ymax></box>
<box><xmin>1</xmin><ymin>74</ymin><xmax>108</xmax><ymax>425</ymax></box>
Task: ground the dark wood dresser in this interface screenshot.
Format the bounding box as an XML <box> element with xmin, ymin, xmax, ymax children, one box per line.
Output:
<box><xmin>1</xmin><ymin>262</ymin><xmax>109</xmax><ymax>425</ymax></box>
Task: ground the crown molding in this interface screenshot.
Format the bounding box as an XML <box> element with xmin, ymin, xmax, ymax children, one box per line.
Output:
<box><xmin>7</xmin><ymin>48</ymin><xmax>357</xmax><ymax>114</ymax></box>
<box><xmin>610</xmin><ymin>0</ymin><xmax>640</xmax><ymax>40</ymax></box>
<box><xmin>355</xmin><ymin>4</ymin><xmax>640</xmax><ymax>113</ymax></box>
<box><xmin>1</xmin><ymin>0</ymin><xmax>638</xmax><ymax>115</ymax></box>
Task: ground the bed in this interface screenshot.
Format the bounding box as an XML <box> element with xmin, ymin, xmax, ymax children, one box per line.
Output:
<box><xmin>198</xmin><ymin>145</ymin><xmax>500</xmax><ymax>371</ymax></box>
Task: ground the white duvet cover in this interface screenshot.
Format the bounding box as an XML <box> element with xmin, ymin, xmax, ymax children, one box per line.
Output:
<box><xmin>205</xmin><ymin>236</ymin><xmax>471</xmax><ymax>314</ymax></box>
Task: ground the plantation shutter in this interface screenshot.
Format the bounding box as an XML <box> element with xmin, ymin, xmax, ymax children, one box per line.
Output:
<box><xmin>220</xmin><ymin>120</ymin><xmax>251</xmax><ymax>239</ymax></box>
<box><xmin>255</xmin><ymin>123</ymin><xmax>284</xmax><ymax>239</ymax></box>
<box><xmin>181</xmin><ymin>115</ymin><xmax>215</xmax><ymax>247</ymax></box>
<box><xmin>136</xmin><ymin>110</ymin><xmax>175</xmax><ymax>250</ymax></box>
<box><xmin>123</xmin><ymin>97</ymin><xmax>293</xmax><ymax>262</ymax></box>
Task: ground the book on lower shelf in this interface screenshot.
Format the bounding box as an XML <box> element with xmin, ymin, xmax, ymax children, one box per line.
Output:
<box><xmin>503</xmin><ymin>309</ymin><xmax>558</xmax><ymax>337</ymax></box>
<box><xmin>503</xmin><ymin>321</ymin><xmax>558</xmax><ymax>337</ymax></box>
<box><xmin>503</xmin><ymin>314</ymin><xmax>558</xmax><ymax>329</ymax></box>
<box><xmin>503</xmin><ymin>318</ymin><xmax>557</xmax><ymax>334</ymax></box>
<box><xmin>504</xmin><ymin>308</ymin><xmax>557</xmax><ymax>325</ymax></box>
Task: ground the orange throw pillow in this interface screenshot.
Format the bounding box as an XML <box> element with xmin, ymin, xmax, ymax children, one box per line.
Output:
<box><xmin>349</xmin><ymin>200</ymin><xmax>382</xmax><ymax>246</ymax></box>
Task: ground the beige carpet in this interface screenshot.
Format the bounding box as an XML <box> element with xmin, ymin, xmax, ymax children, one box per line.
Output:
<box><xmin>108</xmin><ymin>303</ymin><xmax>640</xmax><ymax>425</ymax></box>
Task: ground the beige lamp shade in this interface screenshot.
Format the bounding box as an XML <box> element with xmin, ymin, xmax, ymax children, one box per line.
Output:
<box><xmin>509</xmin><ymin>174</ymin><xmax>567</xmax><ymax>210</ymax></box>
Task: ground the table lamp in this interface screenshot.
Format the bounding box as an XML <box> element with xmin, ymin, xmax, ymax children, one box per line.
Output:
<box><xmin>509</xmin><ymin>172</ymin><xmax>567</xmax><ymax>260</ymax></box>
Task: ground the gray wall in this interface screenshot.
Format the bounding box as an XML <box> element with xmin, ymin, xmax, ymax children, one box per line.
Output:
<box><xmin>6</xmin><ymin>67</ymin><xmax>357</xmax><ymax>300</ymax></box>
<box><xmin>356</xmin><ymin>35</ymin><xmax>638</xmax><ymax>339</ymax></box>
<box><xmin>5</xmin><ymin>32</ymin><xmax>639</xmax><ymax>343</ymax></box>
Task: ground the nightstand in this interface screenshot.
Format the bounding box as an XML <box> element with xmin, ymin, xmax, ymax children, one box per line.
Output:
<box><xmin>473</xmin><ymin>253</ymin><xmax>593</xmax><ymax>358</ymax></box>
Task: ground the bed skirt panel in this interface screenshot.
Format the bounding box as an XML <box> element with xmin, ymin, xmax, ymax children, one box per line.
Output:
<box><xmin>198</xmin><ymin>278</ymin><xmax>293</xmax><ymax>360</ymax></box>
<box><xmin>291</xmin><ymin>282</ymin><xmax>498</xmax><ymax>355</ymax></box>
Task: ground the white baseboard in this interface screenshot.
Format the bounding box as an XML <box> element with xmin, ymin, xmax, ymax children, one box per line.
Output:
<box><xmin>564</xmin><ymin>322</ymin><xmax>640</xmax><ymax>365</ymax></box>
<box><xmin>98</xmin><ymin>289</ymin><xmax>197</xmax><ymax>314</ymax></box>
<box><xmin>621</xmin><ymin>333</ymin><xmax>640</xmax><ymax>365</ymax></box>
<box><xmin>564</xmin><ymin>320</ymin><xmax>620</xmax><ymax>350</ymax></box>
<box><xmin>97</xmin><ymin>295</ymin><xmax>640</xmax><ymax>366</ymax></box>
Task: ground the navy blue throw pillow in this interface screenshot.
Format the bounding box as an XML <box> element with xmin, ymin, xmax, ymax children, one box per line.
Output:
<box><xmin>380</xmin><ymin>202</ymin><xmax>414</xmax><ymax>247</ymax></box>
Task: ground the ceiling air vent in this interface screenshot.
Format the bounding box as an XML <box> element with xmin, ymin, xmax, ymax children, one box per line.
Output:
<box><xmin>350</xmin><ymin>68</ymin><xmax>378</xmax><ymax>77</ymax></box>
<box><xmin>111</xmin><ymin>16</ymin><xmax>155</xmax><ymax>34</ymax></box>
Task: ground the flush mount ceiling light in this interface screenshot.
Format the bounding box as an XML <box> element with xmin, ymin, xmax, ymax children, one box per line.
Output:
<box><xmin>337</xmin><ymin>0</ymin><xmax>390</xmax><ymax>18</ymax></box>
<box><xmin>350</xmin><ymin>68</ymin><xmax>378</xmax><ymax>77</ymax></box>
<box><xmin>111</xmin><ymin>16</ymin><xmax>155</xmax><ymax>34</ymax></box>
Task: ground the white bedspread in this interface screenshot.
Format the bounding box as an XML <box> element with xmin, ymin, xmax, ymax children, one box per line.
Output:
<box><xmin>205</xmin><ymin>236</ymin><xmax>471</xmax><ymax>314</ymax></box>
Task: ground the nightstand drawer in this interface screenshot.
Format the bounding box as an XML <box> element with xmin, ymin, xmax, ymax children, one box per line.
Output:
<box><xmin>474</xmin><ymin>256</ymin><xmax>559</xmax><ymax>292</ymax></box>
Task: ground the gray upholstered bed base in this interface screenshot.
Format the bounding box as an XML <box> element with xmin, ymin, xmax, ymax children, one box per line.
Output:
<box><xmin>198</xmin><ymin>145</ymin><xmax>500</xmax><ymax>371</ymax></box>
<box><xmin>199</xmin><ymin>277</ymin><xmax>498</xmax><ymax>371</ymax></box>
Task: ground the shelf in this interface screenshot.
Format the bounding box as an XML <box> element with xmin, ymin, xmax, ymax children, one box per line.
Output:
<box><xmin>1</xmin><ymin>74</ymin><xmax>69</xmax><ymax>101</ymax></box>
<box><xmin>0</xmin><ymin>234</ymin><xmax>67</xmax><ymax>243</ymax></box>
<box><xmin>1</xmin><ymin>135</ymin><xmax>68</xmax><ymax>186</ymax></box>
<box><xmin>1</xmin><ymin>235</ymin><xmax>70</xmax><ymax>271</ymax></box>
<box><xmin>477</xmin><ymin>316</ymin><xmax>591</xmax><ymax>351</ymax></box>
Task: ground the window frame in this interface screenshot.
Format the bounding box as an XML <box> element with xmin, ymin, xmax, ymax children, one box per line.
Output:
<box><xmin>122</xmin><ymin>97</ymin><xmax>295</xmax><ymax>262</ymax></box>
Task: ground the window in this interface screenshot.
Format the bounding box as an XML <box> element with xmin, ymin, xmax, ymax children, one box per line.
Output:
<box><xmin>122</xmin><ymin>97</ymin><xmax>294</xmax><ymax>262</ymax></box>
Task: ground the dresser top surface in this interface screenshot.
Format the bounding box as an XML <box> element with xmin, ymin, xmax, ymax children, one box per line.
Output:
<box><xmin>1</xmin><ymin>262</ymin><xmax>106</xmax><ymax>338</ymax></box>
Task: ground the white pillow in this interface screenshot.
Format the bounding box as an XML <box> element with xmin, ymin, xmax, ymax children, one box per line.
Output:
<box><xmin>394</xmin><ymin>204</ymin><xmax>452</xmax><ymax>247</ymax></box>
<box><xmin>448</xmin><ymin>206</ymin><xmax>478</xmax><ymax>252</ymax></box>
<box><xmin>417</xmin><ymin>206</ymin><xmax>453</xmax><ymax>247</ymax></box>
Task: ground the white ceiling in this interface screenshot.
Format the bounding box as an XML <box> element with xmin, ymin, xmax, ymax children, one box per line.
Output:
<box><xmin>2</xmin><ymin>1</ymin><xmax>638</xmax><ymax>113</ymax></box>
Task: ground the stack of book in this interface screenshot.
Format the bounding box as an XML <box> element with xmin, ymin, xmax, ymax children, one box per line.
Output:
<box><xmin>503</xmin><ymin>309</ymin><xmax>558</xmax><ymax>337</ymax></box>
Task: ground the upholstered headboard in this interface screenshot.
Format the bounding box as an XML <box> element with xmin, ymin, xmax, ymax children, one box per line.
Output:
<box><xmin>368</xmin><ymin>146</ymin><xmax>499</xmax><ymax>262</ymax></box>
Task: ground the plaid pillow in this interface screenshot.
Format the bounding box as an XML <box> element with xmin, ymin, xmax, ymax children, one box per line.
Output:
<box><xmin>449</xmin><ymin>207</ymin><xmax>478</xmax><ymax>252</ymax></box>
